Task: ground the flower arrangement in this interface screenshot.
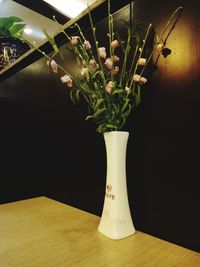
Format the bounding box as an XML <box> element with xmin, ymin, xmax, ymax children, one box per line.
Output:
<box><xmin>30</xmin><ymin>1</ymin><xmax>183</xmax><ymax>133</ymax></box>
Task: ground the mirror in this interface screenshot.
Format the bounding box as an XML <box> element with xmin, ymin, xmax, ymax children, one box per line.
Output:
<box><xmin>0</xmin><ymin>0</ymin><xmax>101</xmax><ymax>75</ymax></box>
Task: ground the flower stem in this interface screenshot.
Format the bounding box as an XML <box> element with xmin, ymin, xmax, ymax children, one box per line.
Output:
<box><xmin>24</xmin><ymin>39</ymin><xmax>73</xmax><ymax>78</ymax></box>
<box><xmin>129</xmin><ymin>23</ymin><xmax>152</xmax><ymax>89</ymax></box>
<box><xmin>139</xmin><ymin>6</ymin><xmax>183</xmax><ymax>77</ymax></box>
<box><xmin>88</xmin><ymin>8</ymin><xmax>107</xmax><ymax>87</ymax></box>
<box><xmin>108</xmin><ymin>0</ymin><xmax>114</xmax><ymax>81</ymax></box>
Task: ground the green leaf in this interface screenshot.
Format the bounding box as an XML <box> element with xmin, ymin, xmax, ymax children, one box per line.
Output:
<box><xmin>94</xmin><ymin>98</ymin><xmax>104</xmax><ymax>110</ymax></box>
<box><xmin>7</xmin><ymin>16</ymin><xmax>24</xmax><ymax>23</ymax></box>
<box><xmin>137</xmin><ymin>85</ymin><xmax>141</xmax><ymax>104</ymax></box>
<box><xmin>0</xmin><ymin>16</ymin><xmax>23</xmax><ymax>29</ymax></box>
<box><xmin>93</xmin><ymin>107</ymin><xmax>106</xmax><ymax>117</ymax></box>
<box><xmin>85</xmin><ymin>107</ymin><xmax>106</xmax><ymax>121</ymax></box>
<box><xmin>119</xmin><ymin>116</ymin><xmax>126</xmax><ymax>129</ymax></box>
<box><xmin>98</xmin><ymin>70</ymin><xmax>106</xmax><ymax>85</ymax></box>
<box><xmin>43</xmin><ymin>29</ymin><xmax>59</xmax><ymax>54</ymax></box>
<box><xmin>97</xmin><ymin>124</ymin><xmax>107</xmax><ymax>133</ymax></box>
<box><xmin>9</xmin><ymin>24</ymin><xmax>26</xmax><ymax>38</ymax></box>
<box><xmin>110</xmin><ymin>111</ymin><xmax>114</xmax><ymax>120</ymax></box>
<box><xmin>126</xmin><ymin>44</ymin><xmax>131</xmax><ymax>55</ymax></box>
<box><xmin>70</xmin><ymin>88</ymin><xmax>75</xmax><ymax>103</ymax></box>
<box><xmin>85</xmin><ymin>115</ymin><xmax>94</xmax><ymax>121</ymax></box>
<box><xmin>79</xmin><ymin>82</ymin><xmax>93</xmax><ymax>94</ymax></box>
<box><xmin>135</xmin><ymin>93</ymin><xmax>139</xmax><ymax>106</ymax></box>
<box><xmin>122</xmin><ymin>99</ymin><xmax>130</xmax><ymax>112</ymax></box>
<box><xmin>0</xmin><ymin>17</ymin><xmax>25</xmax><ymax>38</ymax></box>
<box><xmin>105</xmin><ymin>124</ymin><xmax>118</xmax><ymax>129</ymax></box>
<box><xmin>111</xmin><ymin>103</ymin><xmax>119</xmax><ymax>113</ymax></box>
<box><xmin>112</xmin><ymin>89</ymin><xmax>124</xmax><ymax>95</ymax></box>
<box><xmin>124</xmin><ymin>104</ymin><xmax>132</xmax><ymax>117</ymax></box>
<box><xmin>93</xmin><ymin>82</ymin><xmax>99</xmax><ymax>91</ymax></box>
<box><xmin>75</xmin><ymin>89</ymin><xmax>81</xmax><ymax>102</ymax></box>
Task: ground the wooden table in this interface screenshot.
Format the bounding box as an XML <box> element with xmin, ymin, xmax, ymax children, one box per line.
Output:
<box><xmin>0</xmin><ymin>197</ymin><xmax>199</xmax><ymax>267</ymax></box>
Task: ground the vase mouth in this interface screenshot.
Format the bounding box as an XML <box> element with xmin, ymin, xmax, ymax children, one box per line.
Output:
<box><xmin>103</xmin><ymin>131</ymin><xmax>129</xmax><ymax>136</ymax></box>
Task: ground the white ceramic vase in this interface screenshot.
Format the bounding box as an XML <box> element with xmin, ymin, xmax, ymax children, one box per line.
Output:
<box><xmin>98</xmin><ymin>131</ymin><xmax>136</xmax><ymax>239</ymax></box>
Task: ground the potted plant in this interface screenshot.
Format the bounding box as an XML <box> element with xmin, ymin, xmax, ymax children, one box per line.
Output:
<box><xmin>0</xmin><ymin>16</ymin><xmax>30</xmax><ymax>70</ymax></box>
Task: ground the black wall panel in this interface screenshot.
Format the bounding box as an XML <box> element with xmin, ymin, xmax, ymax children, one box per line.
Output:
<box><xmin>0</xmin><ymin>0</ymin><xmax>199</xmax><ymax>252</ymax></box>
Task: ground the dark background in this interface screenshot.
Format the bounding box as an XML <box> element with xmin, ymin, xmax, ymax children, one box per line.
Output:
<box><xmin>0</xmin><ymin>0</ymin><xmax>200</xmax><ymax>253</ymax></box>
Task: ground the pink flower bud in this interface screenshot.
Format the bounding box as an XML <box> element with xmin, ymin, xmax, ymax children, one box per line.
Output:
<box><xmin>138</xmin><ymin>58</ymin><xmax>147</xmax><ymax>66</ymax></box>
<box><xmin>84</xmin><ymin>40</ymin><xmax>91</xmax><ymax>50</ymax></box>
<box><xmin>133</xmin><ymin>74</ymin><xmax>147</xmax><ymax>84</ymax></box>
<box><xmin>156</xmin><ymin>43</ymin><xmax>164</xmax><ymax>53</ymax></box>
<box><xmin>81</xmin><ymin>67</ymin><xmax>87</xmax><ymax>76</ymax></box>
<box><xmin>89</xmin><ymin>59</ymin><xmax>97</xmax><ymax>71</ymax></box>
<box><xmin>47</xmin><ymin>60</ymin><xmax>57</xmax><ymax>72</ymax></box>
<box><xmin>70</xmin><ymin>36</ymin><xmax>79</xmax><ymax>46</ymax></box>
<box><xmin>60</xmin><ymin>74</ymin><xmax>73</xmax><ymax>87</ymax></box>
<box><xmin>105</xmin><ymin>58</ymin><xmax>113</xmax><ymax>70</ymax></box>
<box><xmin>111</xmin><ymin>66</ymin><xmax>119</xmax><ymax>75</ymax></box>
<box><xmin>50</xmin><ymin>60</ymin><xmax>58</xmax><ymax>73</ymax></box>
<box><xmin>139</xmin><ymin>77</ymin><xmax>147</xmax><ymax>84</ymax></box>
<box><xmin>98</xmin><ymin>47</ymin><xmax>107</xmax><ymax>59</ymax></box>
<box><xmin>46</xmin><ymin>59</ymin><xmax>57</xmax><ymax>73</ymax></box>
<box><xmin>125</xmin><ymin>86</ymin><xmax>131</xmax><ymax>94</ymax></box>
<box><xmin>133</xmin><ymin>74</ymin><xmax>141</xmax><ymax>82</ymax></box>
<box><xmin>111</xmin><ymin>40</ymin><xmax>119</xmax><ymax>49</ymax></box>
<box><xmin>105</xmin><ymin>81</ymin><xmax>113</xmax><ymax>94</ymax></box>
<box><xmin>113</xmin><ymin>55</ymin><xmax>120</xmax><ymax>62</ymax></box>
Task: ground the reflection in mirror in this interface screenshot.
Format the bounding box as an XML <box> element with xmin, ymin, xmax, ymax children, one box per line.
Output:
<box><xmin>0</xmin><ymin>0</ymin><xmax>100</xmax><ymax>74</ymax></box>
<box><xmin>0</xmin><ymin>0</ymin><xmax>60</xmax><ymax>72</ymax></box>
<box><xmin>0</xmin><ymin>16</ymin><xmax>30</xmax><ymax>70</ymax></box>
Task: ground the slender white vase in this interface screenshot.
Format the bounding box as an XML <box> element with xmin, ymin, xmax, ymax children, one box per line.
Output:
<box><xmin>98</xmin><ymin>131</ymin><xmax>136</xmax><ymax>239</ymax></box>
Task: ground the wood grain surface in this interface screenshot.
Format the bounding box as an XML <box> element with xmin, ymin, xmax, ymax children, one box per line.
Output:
<box><xmin>0</xmin><ymin>197</ymin><xmax>199</xmax><ymax>267</ymax></box>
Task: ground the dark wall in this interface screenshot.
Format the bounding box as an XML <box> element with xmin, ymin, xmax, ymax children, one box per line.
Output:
<box><xmin>0</xmin><ymin>0</ymin><xmax>199</xmax><ymax>252</ymax></box>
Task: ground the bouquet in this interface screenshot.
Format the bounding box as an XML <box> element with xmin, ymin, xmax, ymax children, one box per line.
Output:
<box><xmin>30</xmin><ymin>0</ymin><xmax>183</xmax><ymax>133</ymax></box>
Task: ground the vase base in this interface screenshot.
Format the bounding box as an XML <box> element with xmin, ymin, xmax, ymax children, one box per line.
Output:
<box><xmin>98</xmin><ymin>224</ymin><xmax>136</xmax><ymax>240</ymax></box>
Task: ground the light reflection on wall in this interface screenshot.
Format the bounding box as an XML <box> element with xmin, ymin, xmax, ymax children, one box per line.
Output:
<box><xmin>154</xmin><ymin>22</ymin><xmax>199</xmax><ymax>86</ymax></box>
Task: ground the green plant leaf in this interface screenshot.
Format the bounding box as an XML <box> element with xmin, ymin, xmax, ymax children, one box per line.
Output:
<box><xmin>122</xmin><ymin>98</ymin><xmax>130</xmax><ymax>112</ymax></box>
<box><xmin>105</xmin><ymin>124</ymin><xmax>118</xmax><ymax>129</ymax></box>
<box><xmin>0</xmin><ymin>18</ymin><xmax>11</xmax><ymax>30</ymax></box>
<box><xmin>79</xmin><ymin>82</ymin><xmax>93</xmax><ymax>94</ymax></box>
<box><xmin>112</xmin><ymin>89</ymin><xmax>124</xmax><ymax>95</ymax></box>
<box><xmin>75</xmin><ymin>89</ymin><xmax>81</xmax><ymax>102</ymax></box>
<box><xmin>9</xmin><ymin>24</ymin><xmax>26</xmax><ymax>38</ymax></box>
<box><xmin>124</xmin><ymin>104</ymin><xmax>132</xmax><ymax>117</ymax></box>
<box><xmin>85</xmin><ymin>107</ymin><xmax>106</xmax><ymax>121</ymax></box>
<box><xmin>7</xmin><ymin>16</ymin><xmax>24</xmax><ymax>23</ymax></box>
<box><xmin>111</xmin><ymin>103</ymin><xmax>119</xmax><ymax>113</ymax></box>
<box><xmin>0</xmin><ymin>17</ymin><xmax>25</xmax><ymax>38</ymax></box>
<box><xmin>94</xmin><ymin>107</ymin><xmax>106</xmax><ymax>117</ymax></box>
<box><xmin>137</xmin><ymin>85</ymin><xmax>141</xmax><ymax>104</ymax></box>
<box><xmin>94</xmin><ymin>98</ymin><xmax>104</xmax><ymax>110</ymax></box>
<box><xmin>93</xmin><ymin>81</ymin><xmax>99</xmax><ymax>91</ymax></box>
<box><xmin>43</xmin><ymin>29</ymin><xmax>59</xmax><ymax>54</ymax></box>
<box><xmin>0</xmin><ymin>16</ymin><xmax>23</xmax><ymax>29</ymax></box>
